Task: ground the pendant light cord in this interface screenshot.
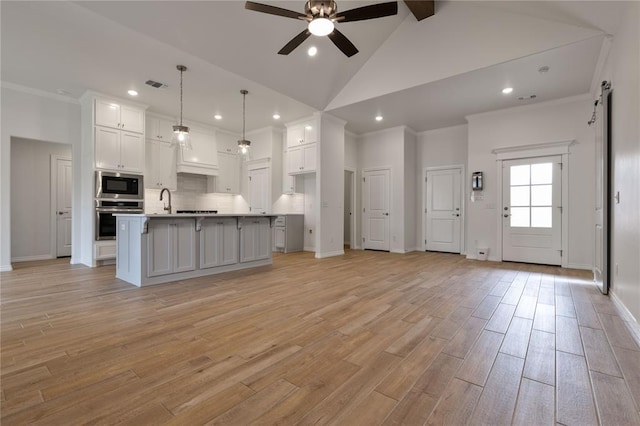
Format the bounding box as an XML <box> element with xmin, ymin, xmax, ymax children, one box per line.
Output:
<box><xmin>242</xmin><ymin>90</ymin><xmax>247</xmax><ymax>140</ymax></box>
<box><xmin>179</xmin><ymin>68</ymin><xmax>184</xmax><ymax>126</ymax></box>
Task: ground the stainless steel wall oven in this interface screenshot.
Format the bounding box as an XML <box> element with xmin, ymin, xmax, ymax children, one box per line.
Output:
<box><xmin>95</xmin><ymin>200</ymin><xmax>143</xmax><ymax>240</ymax></box>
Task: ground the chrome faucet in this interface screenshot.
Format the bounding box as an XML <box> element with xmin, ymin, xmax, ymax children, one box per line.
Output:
<box><xmin>159</xmin><ymin>188</ymin><xmax>172</xmax><ymax>214</ymax></box>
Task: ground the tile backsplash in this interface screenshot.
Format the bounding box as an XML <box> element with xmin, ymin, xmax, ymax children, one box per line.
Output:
<box><xmin>145</xmin><ymin>172</ymin><xmax>304</xmax><ymax>215</ymax></box>
<box><xmin>145</xmin><ymin>173</ymin><xmax>248</xmax><ymax>214</ymax></box>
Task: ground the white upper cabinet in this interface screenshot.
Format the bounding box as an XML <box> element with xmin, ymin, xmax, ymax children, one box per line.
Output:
<box><xmin>286</xmin><ymin>143</ymin><xmax>316</xmax><ymax>175</ymax></box>
<box><xmin>145</xmin><ymin>115</ymin><xmax>175</xmax><ymax>142</ymax></box>
<box><xmin>286</xmin><ymin>120</ymin><xmax>317</xmax><ymax>148</ymax></box>
<box><xmin>216</xmin><ymin>130</ymin><xmax>238</xmax><ymax>154</ymax></box>
<box><xmin>95</xmin><ymin>127</ymin><xmax>144</xmax><ymax>173</ymax></box>
<box><xmin>176</xmin><ymin>126</ymin><xmax>219</xmax><ymax>175</ymax></box>
<box><xmin>95</xmin><ymin>98</ymin><xmax>144</xmax><ymax>134</ymax></box>
<box><xmin>212</xmin><ymin>152</ymin><xmax>240</xmax><ymax>193</ymax></box>
<box><xmin>145</xmin><ymin>140</ymin><xmax>177</xmax><ymax>190</ymax></box>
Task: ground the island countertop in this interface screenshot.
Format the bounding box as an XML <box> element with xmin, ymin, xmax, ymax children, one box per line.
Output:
<box><xmin>113</xmin><ymin>213</ymin><xmax>279</xmax><ymax>218</ymax></box>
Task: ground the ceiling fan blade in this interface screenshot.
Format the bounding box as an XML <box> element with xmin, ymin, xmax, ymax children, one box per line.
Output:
<box><xmin>327</xmin><ymin>29</ymin><xmax>358</xmax><ymax>57</ymax></box>
<box><xmin>336</xmin><ymin>1</ymin><xmax>398</xmax><ymax>23</ymax></box>
<box><xmin>278</xmin><ymin>29</ymin><xmax>311</xmax><ymax>55</ymax></box>
<box><xmin>245</xmin><ymin>1</ymin><xmax>305</xmax><ymax>19</ymax></box>
<box><xmin>404</xmin><ymin>0</ymin><xmax>434</xmax><ymax>21</ymax></box>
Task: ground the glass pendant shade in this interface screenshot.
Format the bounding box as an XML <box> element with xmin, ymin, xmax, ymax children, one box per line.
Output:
<box><xmin>309</xmin><ymin>17</ymin><xmax>334</xmax><ymax>36</ymax></box>
<box><xmin>172</xmin><ymin>124</ymin><xmax>192</xmax><ymax>150</ymax></box>
<box><xmin>238</xmin><ymin>90</ymin><xmax>251</xmax><ymax>160</ymax></box>
<box><xmin>237</xmin><ymin>139</ymin><xmax>251</xmax><ymax>159</ymax></box>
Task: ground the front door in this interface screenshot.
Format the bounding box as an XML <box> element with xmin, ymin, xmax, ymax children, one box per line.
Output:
<box><xmin>363</xmin><ymin>169</ymin><xmax>390</xmax><ymax>251</ymax></box>
<box><xmin>56</xmin><ymin>158</ymin><xmax>72</xmax><ymax>257</ymax></box>
<box><xmin>425</xmin><ymin>168</ymin><xmax>461</xmax><ymax>253</ymax></box>
<box><xmin>502</xmin><ymin>156</ymin><xmax>562</xmax><ymax>265</ymax></box>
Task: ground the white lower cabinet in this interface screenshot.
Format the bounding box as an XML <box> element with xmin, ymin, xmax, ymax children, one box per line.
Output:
<box><xmin>240</xmin><ymin>217</ymin><xmax>271</xmax><ymax>263</ymax></box>
<box><xmin>200</xmin><ymin>218</ymin><xmax>238</xmax><ymax>268</ymax></box>
<box><xmin>147</xmin><ymin>219</ymin><xmax>196</xmax><ymax>277</ymax></box>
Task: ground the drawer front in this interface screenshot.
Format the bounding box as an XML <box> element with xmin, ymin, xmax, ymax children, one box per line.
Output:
<box><xmin>274</xmin><ymin>216</ymin><xmax>286</xmax><ymax>227</ymax></box>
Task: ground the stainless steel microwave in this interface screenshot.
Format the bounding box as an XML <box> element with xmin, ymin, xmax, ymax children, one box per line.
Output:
<box><xmin>95</xmin><ymin>171</ymin><xmax>144</xmax><ymax>200</ymax></box>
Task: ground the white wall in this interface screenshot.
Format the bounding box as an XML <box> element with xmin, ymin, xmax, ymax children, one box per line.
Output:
<box><xmin>303</xmin><ymin>174</ymin><xmax>316</xmax><ymax>251</ymax></box>
<box><xmin>596</xmin><ymin>2</ymin><xmax>640</xmax><ymax>324</ymax></box>
<box><xmin>1</xmin><ymin>85</ymin><xmax>81</xmax><ymax>270</ymax></box>
<box><xmin>404</xmin><ymin>129</ymin><xmax>417</xmax><ymax>251</ymax></box>
<box><xmin>10</xmin><ymin>138</ymin><xmax>72</xmax><ymax>260</ymax></box>
<box><xmin>316</xmin><ymin>113</ymin><xmax>346</xmax><ymax>257</ymax></box>
<box><xmin>466</xmin><ymin>97</ymin><xmax>596</xmax><ymax>267</ymax></box>
<box><xmin>345</xmin><ymin>131</ymin><xmax>358</xmax><ymax>171</ymax></box>
<box><xmin>416</xmin><ymin>124</ymin><xmax>469</xmax><ymax>252</ymax></box>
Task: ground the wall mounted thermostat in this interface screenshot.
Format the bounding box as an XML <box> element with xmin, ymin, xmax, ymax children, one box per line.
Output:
<box><xmin>472</xmin><ymin>172</ymin><xmax>484</xmax><ymax>191</ymax></box>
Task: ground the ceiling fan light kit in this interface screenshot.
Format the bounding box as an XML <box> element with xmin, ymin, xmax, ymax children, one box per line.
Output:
<box><xmin>172</xmin><ymin>64</ymin><xmax>192</xmax><ymax>150</ymax></box>
<box><xmin>245</xmin><ymin>0</ymin><xmax>400</xmax><ymax>57</ymax></box>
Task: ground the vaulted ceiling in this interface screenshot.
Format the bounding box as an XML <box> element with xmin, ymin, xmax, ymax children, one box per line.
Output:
<box><xmin>0</xmin><ymin>1</ymin><xmax>628</xmax><ymax>134</ymax></box>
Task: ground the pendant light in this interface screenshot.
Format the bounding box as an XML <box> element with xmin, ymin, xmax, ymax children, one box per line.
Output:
<box><xmin>172</xmin><ymin>65</ymin><xmax>192</xmax><ymax>150</ymax></box>
<box><xmin>237</xmin><ymin>89</ymin><xmax>251</xmax><ymax>159</ymax></box>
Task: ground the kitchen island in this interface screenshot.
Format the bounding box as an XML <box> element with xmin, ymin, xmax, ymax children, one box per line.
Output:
<box><xmin>114</xmin><ymin>213</ymin><xmax>276</xmax><ymax>287</ymax></box>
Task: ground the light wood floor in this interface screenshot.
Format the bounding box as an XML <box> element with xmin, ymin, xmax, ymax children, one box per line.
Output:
<box><xmin>2</xmin><ymin>250</ymin><xmax>639</xmax><ymax>425</ymax></box>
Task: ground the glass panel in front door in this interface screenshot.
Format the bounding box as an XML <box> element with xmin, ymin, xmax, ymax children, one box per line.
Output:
<box><xmin>509</xmin><ymin>162</ymin><xmax>553</xmax><ymax>228</ymax></box>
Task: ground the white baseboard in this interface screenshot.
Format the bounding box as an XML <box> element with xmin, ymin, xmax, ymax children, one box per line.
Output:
<box><xmin>315</xmin><ymin>250</ymin><xmax>345</xmax><ymax>259</ymax></box>
<box><xmin>0</xmin><ymin>264</ymin><xmax>13</xmax><ymax>272</ymax></box>
<box><xmin>566</xmin><ymin>263</ymin><xmax>594</xmax><ymax>270</ymax></box>
<box><xmin>610</xmin><ymin>291</ymin><xmax>640</xmax><ymax>348</ymax></box>
<box><xmin>11</xmin><ymin>255</ymin><xmax>54</xmax><ymax>263</ymax></box>
<box><xmin>303</xmin><ymin>246</ymin><xmax>315</xmax><ymax>252</ymax></box>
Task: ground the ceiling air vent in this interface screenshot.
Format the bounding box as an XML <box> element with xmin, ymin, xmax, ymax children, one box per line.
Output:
<box><xmin>518</xmin><ymin>95</ymin><xmax>537</xmax><ymax>101</ymax></box>
<box><xmin>145</xmin><ymin>80</ymin><xmax>168</xmax><ymax>89</ymax></box>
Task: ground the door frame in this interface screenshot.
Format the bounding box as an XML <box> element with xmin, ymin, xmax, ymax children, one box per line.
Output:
<box><xmin>345</xmin><ymin>168</ymin><xmax>357</xmax><ymax>249</ymax></box>
<box><xmin>423</xmin><ymin>165</ymin><xmax>466</xmax><ymax>254</ymax></box>
<box><xmin>361</xmin><ymin>166</ymin><xmax>391</xmax><ymax>251</ymax></box>
<box><xmin>50</xmin><ymin>155</ymin><xmax>72</xmax><ymax>258</ymax></box>
<box><xmin>493</xmin><ymin>140</ymin><xmax>573</xmax><ymax>268</ymax></box>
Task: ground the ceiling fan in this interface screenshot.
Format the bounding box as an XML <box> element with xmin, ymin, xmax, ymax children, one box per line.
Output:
<box><xmin>245</xmin><ymin>0</ymin><xmax>401</xmax><ymax>57</ymax></box>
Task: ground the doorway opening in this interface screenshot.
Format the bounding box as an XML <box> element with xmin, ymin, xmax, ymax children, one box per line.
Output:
<box><xmin>344</xmin><ymin>169</ymin><xmax>356</xmax><ymax>249</ymax></box>
<box><xmin>10</xmin><ymin>137</ymin><xmax>73</xmax><ymax>263</ymax></box>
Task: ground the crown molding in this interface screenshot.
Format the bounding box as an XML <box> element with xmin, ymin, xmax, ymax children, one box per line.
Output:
<box><xmin>1</xmin><ymin>81</ymin><xmax>79</xmax><ymax>104</ymax></box>
<box><xmin>466</xmin><ymin>93</ymin><xmax>592</xmax><ymax>122</ymax></box>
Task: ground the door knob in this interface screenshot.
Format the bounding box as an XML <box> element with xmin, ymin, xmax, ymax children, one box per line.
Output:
<box><xmin>453</xmin><ymin>213</ymin><xmax>460</xmax><ymax>217</ymax></box>
<box><xmin>504</xmin><ymin>207</ymin><xmax>509</xmax><ymax>211</ymax></box>
<box><xmin>383</xmin><ymin>212</ymin><xmax>389</xmax><ymax>216</ymax></box>
<box><xmin>503</xmin><ymin>214</ymin><xmax>509</xmax><ymax>218</ymax></box>
<box><xmin>58</xmin><ymin>211</ymin><xmax>65</xmax><ymax>215</ymax></box>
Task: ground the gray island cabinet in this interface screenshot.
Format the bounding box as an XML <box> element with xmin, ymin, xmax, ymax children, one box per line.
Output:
<box><xmin>114</xmin><ymin>214</ymin><xmax>276</xmax><ymax>286</ymax></box>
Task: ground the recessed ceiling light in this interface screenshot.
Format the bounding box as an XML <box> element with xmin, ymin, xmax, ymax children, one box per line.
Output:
<box><xmin>307</xmin><ymin>46</ymin><xmax>318</xmax><ymax>57</ymax></box>
<box><xmin>214</xmin><ymin>114</ymin><xmax>222</xmax><ymax>120</ymax></box>
<box><xmin>502</xmin><ymin>87</ymin><xmax>514</xmax><ymax>95</ymax></box>
<box><xmin>273</xmin><ymin>114</ymin><xmax>281</xmax><ymax>120</ymax></box>
<box><xmin>375</xmin><ymin>115</ymin><xmax>383</xmax><ymax>121</ymax></box>
<box><xmin>128</xmin><ymin>90</ymin><xmax>138</xmax><ymax>96</ymax></box>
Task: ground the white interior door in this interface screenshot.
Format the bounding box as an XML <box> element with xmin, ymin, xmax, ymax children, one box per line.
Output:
<box><xmin>502</xmin><ymin>157</ymin><xmax>562</xmax><ymax>265</ymax></box>
<box><xmin>425</xmin><ymin>168</ymin><xmax>461</xmax><ymax>253</ymax></box>
<box><xmin>56</xmin><ymin>158</ymin><xmax>72</xmax><ymax>257</ymax></box>
<box><xmin>363</xmin><ymin>169</ymin><xmax>390</xmax><ymax>251</ymax></box>
<box><xmin>248</xmin><ymin>167</ymin><xmax>268</xmax><ymax>214</ymax></box>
